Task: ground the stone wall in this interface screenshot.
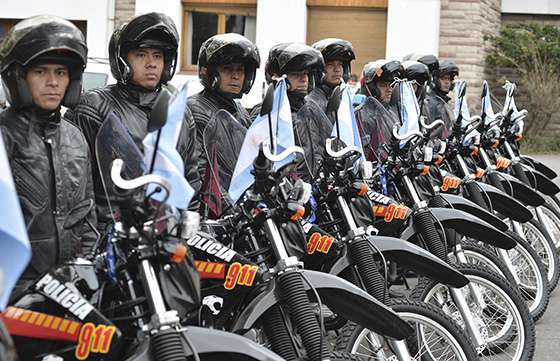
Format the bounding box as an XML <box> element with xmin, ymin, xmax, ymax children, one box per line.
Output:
<box><xmin>115</xmin><ymin>0</ymin><xmax>136</xmax><ymax>28</ymax></box>
<box><xmin>438</xmin><ymin>0</ymin><xmax>502</xmax><ymax>113</ymax></box>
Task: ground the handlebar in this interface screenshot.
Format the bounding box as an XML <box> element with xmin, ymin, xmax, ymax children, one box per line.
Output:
<box><xmin>420</xmin><ymin>117</ymin><xmax>444</xmax><ymax>130</ymax></box>
<box><xmin>392</xmin><ymin>123</ymin><xmax>423</xmax><ymax>142</ymax></box>
<box><xmin>262</xmin><ymin>142</ymin><xmax>304</xmax><ymax>162</ymax></box>
<box><xmin>325</xmin><ymin>138</ymin><xmax>362</xmax><ymax>158</ymax></box>
<box><xmin>111</xmin><ymin>159</ymin><xmax>171</xmax><ymax>203</ymax></box>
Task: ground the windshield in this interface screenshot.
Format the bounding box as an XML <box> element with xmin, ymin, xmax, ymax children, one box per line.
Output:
<box><xmin>95</xmin><ymin>112</ymin><xmax>145</xmax><ymax>220</ymax></box>
<box><xmin>293</xmin><ymin>101</ymin><xmax>333</xmax><ymax>179</ymax></box>
<box><xmin>355</xmin><ymin>96</ymin><xmax>398</xmax><ymax>162</ymax></box>
<box><xmin>82</xmin><ymin>72</ymin><xmax>108</xmax><ymax>92</ymax></box>
<box><xmin>202</xmin><ymin>109</ymin><xmax>246</xmax><ymax>218</ymax></box>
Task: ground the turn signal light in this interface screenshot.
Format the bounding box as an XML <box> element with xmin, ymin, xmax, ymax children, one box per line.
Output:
<box><xmin>434</xmin><ymin>155</ymin><xmax>443</xmax><ymax>165</ymax></box>
<box><xmin>170</xmin><ymin>244</ymin><xmax>187</xmax><ymax>264</ymax></box>
<box><xmin>420</xmin><ymin>165</ymin><xmax>430</xmax><ymax>176</ymax></box>
<box><xmin>290</xmin><ymin>206</ymin><xmax>306</xmax><ymax>221</ymax></box>
<box><xmin>357</xmin><ymin>183</ymin><xmax>369</xmax><ymax>196</ymax></box>
<box><xmin>475</xmin><ymin>167</ymin><xmax>485</xmax><ymax>179</ymax></box>
<box><xmin>491</xmin><ymin>139</ymin><xmax>500</xmax><ymax>149</ymax></box>
<box><xmin>470</xmin><ymin>146</ymin><xmax>478</xmax><ymax>156</ymax></box>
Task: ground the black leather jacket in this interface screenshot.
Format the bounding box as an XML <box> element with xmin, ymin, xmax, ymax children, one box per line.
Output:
<box><xmin>305</xmin><ymin>82</ymin><xmax>333</xmax><ymax>112</ymax></box>
<box><xmin>424</xmin><ymin>89</ymin><xmax>454</xmax><ymax>140</ymax></box>
<box><xmin>0</xmin><ymin>107</ymin><xmax>96</xmax><ymax>282</ymax></box>
<box><xmin>68</xmin><ymin>83</ymin><xmax>201</xmax><ymax>222</ymax></box>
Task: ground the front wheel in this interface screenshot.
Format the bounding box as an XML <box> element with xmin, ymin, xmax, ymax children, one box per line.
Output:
<box><xmin>411</xmin><ymin>264</ymin><xmax>535</xmax><ymax>361</ymax></box>
<box><xmin>335</xmin><ymin>298</ymin><xmax>479</xmax><ymax>361</ymax></box>
<box><xmin>520</xmin><ymin>218</ymin><xmax>560</xmax><ymax>290</ymax></box>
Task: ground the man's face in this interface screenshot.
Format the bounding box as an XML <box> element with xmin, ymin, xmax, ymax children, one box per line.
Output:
<box><xmin>217</xmin><ymin>63</ymin><xmax>245</xmax><ymax>94</ymax></box>
<box><xmin>438</xmin><ymin>74</ymin><xmax>453</xmax><ymax>93</ymax></box>
<box><xmin>324</xmin><ymin>60</ymin><xmax>344</xmax><ymax>87</ymax></box>
<box><xmin>127</xmin><ymin>48</ymin><xmax>164</xmax><ymax>90</ymax></box>
<box><xmin>26</xmin><ymin>63</ymin><xmax>70</xmax><ymax>111</ymax></box>
<box><xmin>376</xmin><ymin>80</ymin><xmax>393</xmax><ymax>103</ymax></box>
<box><xmin>287</xmin><ymin>70</ymin><xmax>309</xmax><ymax>93</ymax></box>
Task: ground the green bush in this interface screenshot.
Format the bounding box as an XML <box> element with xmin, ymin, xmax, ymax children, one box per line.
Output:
<box><xmin>519</xmin><ymin>136</ymin><xmax>560</xmax><ymax>154</ymax></box>
<box><xmin>487</xmin><ymin>23</ymin><xmax>560</xmax><ymax>138</ymax></box>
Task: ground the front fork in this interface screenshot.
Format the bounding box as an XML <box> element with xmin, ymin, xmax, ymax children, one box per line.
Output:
<box><xmin>402</xmin><ymin>176</ymin><xmax>487</xmax><ymax>352</ymax></box>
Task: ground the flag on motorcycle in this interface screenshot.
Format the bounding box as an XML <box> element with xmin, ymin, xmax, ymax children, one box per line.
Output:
<box><xmin>454</xmin><ymin>80</ymin><xmax>471</xmax><ymax>120</ymax></box>
<box><xmin>143</xmin><ymin>84</ymin><xmax>194</xmax><ymax>209</ymax></box>
<box><xmin>502</xmin><ymin>81</ymin><xmax>524</xmax><ymax>138</ymax></box>
<box><xmin>331</xmin><ymin>83</ymin><xmax>364</xmax><ymax>159</ymax></box>
<box><xmin>229</xmin><ymin>78</ymin><xmax>295</xmax><ymax>203</ymax></box>
<box><xmin>481</xmin><ymin>80</ymin><xmax>495</xmax><ymax>119</ymax></box>
<box><xmin>398</xmin><ymin>80</ymin><xmax>421</xmax><ymax>148</ymax></box>
<box><xmin>453</xmin><ymin>80</ymin><xmax>480</xmax><ymax>147</ymax></box>
<box><xmin>0</xmin><ymin>131</ymin><xmax>31</xmax><ymax>310</ymax></box>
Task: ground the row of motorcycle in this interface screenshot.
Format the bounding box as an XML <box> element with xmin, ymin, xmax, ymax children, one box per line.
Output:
<box><xmin>2</xmin><ymin>77</ymin><xmax>559</xmax><ymax>361</ymax></box>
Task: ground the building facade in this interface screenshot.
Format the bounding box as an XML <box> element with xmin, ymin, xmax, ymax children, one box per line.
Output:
<box><xmin>1</xmin><ymin>0</ymin><xmax>558</xmax><ymax>108</ymax></box>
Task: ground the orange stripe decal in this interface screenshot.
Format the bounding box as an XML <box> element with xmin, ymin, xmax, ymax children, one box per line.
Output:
<box><xmin>51</xmin><ymin>317</ymin><xmax>61</xmax><ymax>330</ymax></box>
<box><xmin>59</xmin><ymin>319</ymin><xmax>70</xmax><ymax>332</ymax></box>
<box><xmin>205</xmin><ymin>262</ymin><xmax>215</xmax><ymax>273</ymax></box>
<box><xmin>214</xmin><ymin>263</ymin><xmax>224</xmax><ymax>274</ymax></box>
<box><xmin>67</xmin><ymin>321</ymin><xmax>80</xmax><ymax>335</ymax></box>
<box><xmin>20</xmin><ymin>310</ymin><xmax>31</xmax><ymax>322</ymax></box>
<box><xmin>35</xmin><ymin>313</ymin><xmax>46</xmax><ymax>326</ymax></box>
<box><xmin>27</xmin><ymin>311</ymin><xmax>39</xmax><ymax>324</ymax></box>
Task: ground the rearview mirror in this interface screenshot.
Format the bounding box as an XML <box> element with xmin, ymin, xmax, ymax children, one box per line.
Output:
<box><xmin>148</xmin><ymin>86</ymin><xmax>172</xmax><ymax>132</ymax></box>
<box><xmin>326</xmin><ymin>85</ymin><xmax>343</xmax><ymax>114</ymax></box>
<box><xmin>260</xmin><ymin>83</ymin><xmax>275</xmax><ymax>116</ymax></box>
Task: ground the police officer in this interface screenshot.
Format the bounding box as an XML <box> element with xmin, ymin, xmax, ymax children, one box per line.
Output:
<box><xmin>259</xmin><ymin>42</ymin><xmax>324</xmax><ymax>115</ymax></box>
<box><xmin>358</xmin><ymin>59</ymin><xmax>402</xmax><ymax>108</ymax></box>
<box><xmin>69</xmin><ymin>13</ymin><xmax>201</xmax><ymax>222</ymax></box>
<box><xmin>424</xmin><ymin>59</ymin><xmax>460</xmax><ymax>139</ymax></box>
<box><xmin>306</xmin><ymin>38</ymin><xmax>355</xmax><ymax>112</ymax></box>
<box><xmin>256</xmin><ymin>43</ymin><xmax>328</xmax><ymax>180</ymax></box>
<box><xmin>189</xmin><ymin>33</ymin><xmax>260</xmax><ymax>134</ymax></box>
<box><xmin>0</xmin><ymin>15</ymin><xmax>96</xmax><ymax>291</ymax></box>
<box><xmin>401</xmin><ymin>60</ymin><xmax>430</xmax><ymax>106</ymax></box>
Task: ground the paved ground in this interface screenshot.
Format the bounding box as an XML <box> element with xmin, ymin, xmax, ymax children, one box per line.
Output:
<box><xmin>529</xmin><ymin>154</ymin><xmax>560</xmax><ymax>361</ymax></box>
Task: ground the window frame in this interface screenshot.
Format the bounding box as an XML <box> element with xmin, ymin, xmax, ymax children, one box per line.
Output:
<box><xmin>180</xmin><ymin>3</ymin><xmax>257</xmax><ymax>73</ymax></box>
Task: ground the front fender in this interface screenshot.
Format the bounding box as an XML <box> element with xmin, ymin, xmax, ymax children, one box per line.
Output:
<box><xmin>521</xmin><ymin>155</ymin><xmax>557</xmax><ymax>180</ymax></box>
<box><xmin>437</xmin><ymin>193</ymin><xmax>508</xmax><ymax>232</ymax></box>
<box><xmin>123</xmin><ymin>327</ymin><xmax>284</xmax><ymax>361</ymax></box>
<box><xmin>475</xmin><ymin>182</ymin><xmax>533</xmax><ymax>222</ymax></box>
<box><xmin>521</xmin><ymin>164</ymin><xmax>560</xmax><ymax>196</ymax></box>
<box><xmin>231</xmin><ymin>270</ymin><xmax>413</xmax><ymax>340</ymax></box>
<box><xmin>328</xmin><ymin>237</ymin><xmax>468</xmax><ymax>288</ymax></box>
<box><xmin>497</xmin><ymin>172</ymin><xmax>545</xmax><ymax>206</ymax></box>
<box><xmin>400</xmin><ymin>208</ymin><xmax>516</xmax><ymax>250</ymax></box>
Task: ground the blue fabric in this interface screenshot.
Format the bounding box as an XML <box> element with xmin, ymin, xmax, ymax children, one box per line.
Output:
<box><xmin>0</xmin><ymin>131</ymin><xmax>31</xmax><ymax>310</ymax></box>
<box><xmin>229</xmin><ymin>79</ymin><xmax>295</xmax><ymax>203</ymax></box>
<box><xmin>143</xmin><ymin>84</ymin><xmax>194</xmax><ymax>209</ymax></box>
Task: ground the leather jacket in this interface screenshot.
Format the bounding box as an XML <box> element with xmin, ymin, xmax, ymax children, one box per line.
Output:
<box><xmin>424</xmin><ymin>89</ymin><xmax>454</xmax><ymax>140</ymax></box>
<box><xmin>305</xmin><ymin>82</ymin><xmax>333</xmax><ymax>112</ymax></box>
<box><xmin>68</xmin><ymin>83</ymin><xmax>201</xmax><ymax>222</ymax></box>
<box><xmin>0</xmin><ymin>107</ymin><xmax>97</xmax><ymax>282</ymax></box>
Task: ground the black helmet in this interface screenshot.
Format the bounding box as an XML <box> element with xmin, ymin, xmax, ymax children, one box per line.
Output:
<box><xmin>264</xmin><ymin>43</ymin><xmax>324</xmax><ymax>90</ymax></box>
<box><xmin>402</xmin><ymin>60</ymin><xmax>429</xmax><ymax>102</ymax></box>
<box><xmin>197</xmin><ymin>33</ymin><xmax>260</xmax><ymax>96</ymax></box>
<box><xmin>0</xmin><ymin>15</ymin><xmax>87</xmax><ymax>109</ymax></box>
<box><xmin>402</xmin><ymin>61</ymin><xmax>429</xmax><ymax>86</ymax></box>
<box><xmin>109</xmin><ymin>12</ymin><xmax>179</xmax><ymax>85</ymax></box>
<box><xmin>360</xmin><ymin>59</ymin><xmax>402</xmax><ymax>99</ymax></box>
<box><xmin>433</xmin><ymin>59</ymin><xmax>459</xmax><ymax>91</ymax></box>
<box><xmin>312</xmin><ymin>38</ymin><xmax>355</xmax><ymax>82</ymax></box>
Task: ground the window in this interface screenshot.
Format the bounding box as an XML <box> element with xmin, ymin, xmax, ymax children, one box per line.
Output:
<box><xmin>181</xmin><ymin>3</ymin><xmax>257</xmax><ymax>72</ymax></box>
